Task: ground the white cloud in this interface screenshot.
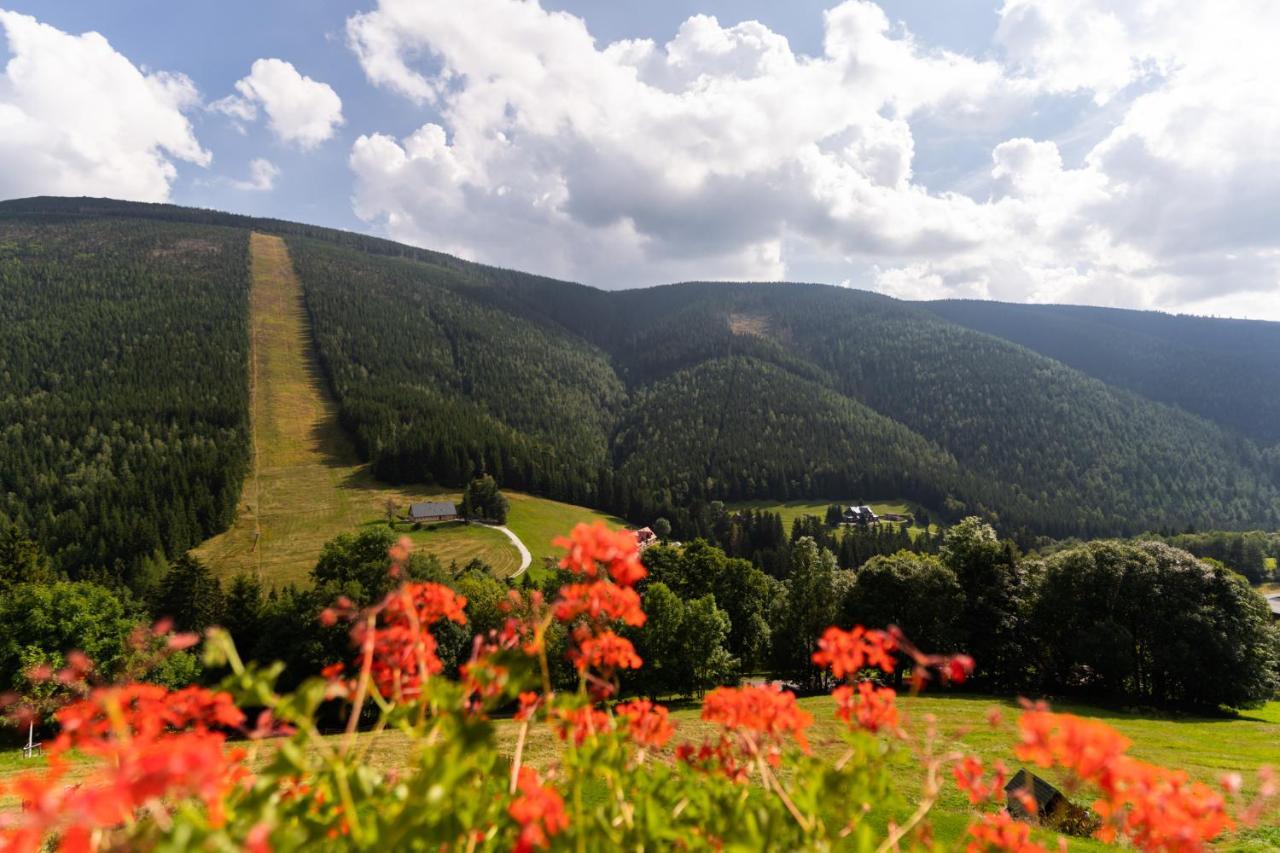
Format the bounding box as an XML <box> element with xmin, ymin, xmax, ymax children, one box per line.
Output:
<box><xmin>0</xmin><ymin>9</ymin><xmax>209</xmax><ymax>202</ymax></box>
<box><xmin>213</xmin><ymin>58</ymin><xmax>343</xmax><ymax>149</ymax></box>
<box><xmin>345</xmin><ymin>0</ymin><xmax>1022</xmax><ymax>285</ymax></box>
<box><xmin>344</xmin><ymin>0</ymin><xmax>1280</xmax><ymax>318</ymax></box>
<box><xmin>227</xmin><ymin>158</ymin><xmax>279</xmax><ymax>192</ymax></box>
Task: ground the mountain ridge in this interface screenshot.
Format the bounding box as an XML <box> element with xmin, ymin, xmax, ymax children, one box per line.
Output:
<box><xmin>2</xmin><ymin>196</ymin><xmax>1278</xmax><ymax>569</ymax></box>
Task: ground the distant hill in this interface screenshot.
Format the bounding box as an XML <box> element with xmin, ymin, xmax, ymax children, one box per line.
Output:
<box><xmin>2</xmin><ymin>196</ymin><xmax>1278</xmax><ymax>578</ymax></box>
<box><xmin>926</xmin><ymin>299</ymin><xmax>1280</xmax><ymax>447</ymax></box>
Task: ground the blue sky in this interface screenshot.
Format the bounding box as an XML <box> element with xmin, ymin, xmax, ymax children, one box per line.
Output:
<box><xmin>1</xmin><ymin>1</ymin><xmax>1277</xmax><ymax>319</ymax></box>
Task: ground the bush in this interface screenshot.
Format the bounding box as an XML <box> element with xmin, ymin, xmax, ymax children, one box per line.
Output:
<box><xmin>1031</xmin><ymin>540</ymin><xmax>1280</xmax><ymax>708</ymax></box>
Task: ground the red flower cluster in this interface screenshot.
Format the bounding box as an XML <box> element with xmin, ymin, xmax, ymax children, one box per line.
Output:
<box><xmin>965</xmin><ymin>811</ymin><xmax>1047</xmax><ymax>853</ymax></box>
<box><xmin>552</xmin><ymin>524</ymin><xmax>648</xmax><ymax>686</ymax></box>
<box><xmin>459</xmin><ymin>651</ymin><xmax>511</xmax><ymax>715</ymax></box>
<box><xmin>508</xmin><ymin>767</ymin><xmax>569</xmax><ymax>852</ymax></box>
<box><xmin>516</xmin><ymin>691</ymin><xmax>541</xmax><ymax>721</ymax></box>
<box><xmin>812</xmin><ymin>626</ymin><xmax>896</xmax><ymax>679</ymax></box>
<box><xmin>953</xmin><ymin>756</ymin><xmax>1008</xmax><ymax>806</ymax></box>
<box><xmin>1016</xmin><ymin>706</ymin><xmax>1233</xmax><ymax>850</ymax></box>
<box><xmin>553</xmin><ymin>582</ymin><xmax>645</xmax><ymax>627</ymax></box>
<box><xmin>615</xmin><ymin>699</ymin><xmax>675</xmax><ymax>749</ymax></box>
<box><xmin>832</xmin><ymin>681</ymin><xmax>899</xmax><ymax>734</ymax></box>
<box><xmin>553</xmin><ymin>522</ymin><xmax>646</xmax><ymax>586</ymax></box>
<box><xmin>352</xmin><ymin>582</ymin><xmax>468</xmax><ymax>700</ymax></box>
<box><xmin>0</xmin><ymin>684</ymin><xmax>248</xmax><ymax>852</ymax></box>
<box><xmin>497</xmin><ymin>589</ymin><xmax>549</xmax><ymax>656</ymax></box>
<box><xmin>54</xmin><ymin>683</ymin><xmax>244</xmax><ymax>753</ymax></box>
<box><xmin>569</xmin><ymin>628</ymin><xmax>643</xmax><ymax>673</ymax></box>
<box><xmin>555</xmin><ymin>705</ymin><xmax>612</xmax><ymax>746</ymax></box>
<box><xmin>701</xmin><ymin>684</ymin><xmax>813</xmax><ymax>756</ymax></box>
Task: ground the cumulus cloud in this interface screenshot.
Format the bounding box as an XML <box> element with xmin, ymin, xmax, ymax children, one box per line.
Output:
<box><xmin>0</xmin><ymin>10</ymin><xmax>209</xmax><ymax>202</ymax></box>
<box><xmin>344</xmin><ymin>0</ymin><xmax>1022</xmax><ymax>284</ymax></box>
<box><xmin>212</xmin><ymin>58</ymin><xmax>343</xmax><ymax>149</ymax></box>
<box><xmin>344</xmin><ymin>0</ymin><xmax>1280</xmax><ymax>318</ymax></box>
<box><xmin>227</xmin><ymin>158</ymin><xmax>279</xmax><ymax>192</ymax></box>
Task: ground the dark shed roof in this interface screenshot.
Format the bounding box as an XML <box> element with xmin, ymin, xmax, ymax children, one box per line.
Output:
<box><xmin>409</xmin><ymin>501</ymin><xmax>457</xmax><ymax>518</ymax></box>
<box><xmin>1004</xmin><ymin>769</ymin><xmax>1064</xmax><ymax>820</ymax></box>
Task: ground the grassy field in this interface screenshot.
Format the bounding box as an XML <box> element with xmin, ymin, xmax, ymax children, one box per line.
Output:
<box><xmin>192</xmin><ymin>234</ymin><xmax>517</xmax><ymax>586</ymax></box>
<box><xmin>729</xmin><ymin>498</ymin><xmax>937</xmax><ymax>539</ymax></box>
<box><xmin>505</xmin><ymin>492</ymin><xmax>627</xmax><ymax>580</ymax></box>
<box><xmin>380</xmin><ymin>518</ymin><xmax>523</xmax><ymax>578</ymax></box>
<box><xmin>308</xmin><ymin>695</ymin><xmax>1280</xmax><ymax>850</ymax></box>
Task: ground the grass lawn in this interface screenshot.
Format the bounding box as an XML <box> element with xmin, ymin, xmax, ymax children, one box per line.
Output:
<box><xmin>729</xmin><ymin>498</ymin><xmax>937</xmax><ymax>539</ymax></box>
<box><xmin>378</xmin><ymin>518</ymin><xmax>523</xmax><ymax>578</ymax></box>
<box><xmin>505</xmin><ymin>492</ymin><xmax>627</xmax><ymax>581</ymax></box>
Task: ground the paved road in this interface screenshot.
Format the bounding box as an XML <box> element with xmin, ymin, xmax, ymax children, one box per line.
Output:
<box><xmin>490</xmin><ymin>524</ymin><xmax>533</xmax><ymax>577</ymax></box>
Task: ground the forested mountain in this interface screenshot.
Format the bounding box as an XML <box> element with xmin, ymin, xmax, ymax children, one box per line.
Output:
<box><xmin>927</xmin><ymin>300</ymin><xmax>1280</xmax><ymax>447</ymax></box>
<box><xmin>1</xmin><ymin>196</ymin><xmax>1278</xmax><ymax>579</ymax></box>
<box><xmin>0</xmin><ymin>213</ymin><xmax>250</xmax><ymax>580</ymax></box>
<box><xmin>288</xmin><ymin>238</ymin><xmax>625</xmax><ymax>506</ymax></box>
<box><xmin>612</xmin><ymin>356</ymin><xmax>971</xmax><ymax>508</ymax></box>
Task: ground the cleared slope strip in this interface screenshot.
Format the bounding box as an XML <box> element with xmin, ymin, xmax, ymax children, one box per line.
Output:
<box><xmin>193</xmin><ymin>234</ymin><xmax>520</xmax><ymax>584</ymax></box>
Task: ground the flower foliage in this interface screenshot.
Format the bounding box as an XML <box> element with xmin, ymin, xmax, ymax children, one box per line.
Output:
<box><xmin>0</xmin><ymin>522</ymin><xmax>1273</xmax><ymax>852</ymax></box>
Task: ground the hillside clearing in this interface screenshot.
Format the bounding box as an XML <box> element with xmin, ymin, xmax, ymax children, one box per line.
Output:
<box><xmin>729</xmin><ymin>498</ymin><xmax>937</xmax><ymax>538</ymax></box>
<box><xmin>192</xmin><ymin>234</ymin><xmax>517</xmax><ymax>585</ymax></box>
<box><xmin>504</xmin><ymin>492</ymin><xmax>627</xmax><ymax>581</ymax></box>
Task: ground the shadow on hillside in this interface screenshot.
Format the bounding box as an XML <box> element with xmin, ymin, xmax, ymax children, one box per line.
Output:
<box><xmin>301</xmin><ymin>348</ymin><xmax>363</xmax><ymax>470</ymax></box>
<box><xmin>920</xmin><ymin>692</ymin><xmax>1262</xmax><ymax>725</ymax></box>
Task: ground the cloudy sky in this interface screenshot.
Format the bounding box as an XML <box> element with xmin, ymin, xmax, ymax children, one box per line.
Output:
<box><xmin>2</xmin><ymin>1</ymin><xmax>1277</xmax><ymax>319</ymax></box>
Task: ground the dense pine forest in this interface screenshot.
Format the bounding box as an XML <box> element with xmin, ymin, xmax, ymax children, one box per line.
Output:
<box><xmin>929</xmin><ymin>299</ymin><xmax>1280</xmax><ymax>448</ymax></box>
<box><xmin>0</xmin><ymin>213</ymin><xmax>250</xmax><ymax>581</ymax></box>
<box><xmin>2</xmin><ymin>196</ymin><xmax>1280</xmax><ymax>579</ymax></box>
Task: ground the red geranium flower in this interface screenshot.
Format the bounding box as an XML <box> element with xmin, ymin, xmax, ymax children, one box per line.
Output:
<box><xmin>812</xmin><ymin>626</ymin><xmax>896</xmax><ymax>679</ymax></box>
<box><xmin>508</xmin><ymin>767</ymin><xmax>568</xmax><ymax>852</ymax></box>
<box><xmin>615</xmin><ymin>699</ymin><xmax>675</xmax><ymax>749</ymax></box>
<box><xmin>832</xmin><ymin>681</ymin><xmax>899</xmax><ymax>734</ymax></box>
<box><xmin>553</xmin><ymin>522</ymin><xmax>646</xmax><ymax>587</ymax></box>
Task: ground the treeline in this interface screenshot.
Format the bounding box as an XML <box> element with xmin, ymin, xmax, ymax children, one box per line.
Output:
<box><xmin>673</xmin><ymin>517</ymin><xmax>1279</xmax><ymax>709</ymax></box>
<box><xmin>1156</xmin><ymin>530</ymin><xmax>1279</xmax><ymax>583</ymax></box>
<box><xmin>1041</xmin><ymin>529</ymin><xmax>1280</xmax><ymax>584</ymax></box>
<box><xmin>3</xmin><ymin>517</ymin><xmax>1275</xmax><ymax>719</ymax></box>
<box><xmin>0</xmin><ymin>217</ymin><xmax>250</xmax><ymax>582</ymax></box>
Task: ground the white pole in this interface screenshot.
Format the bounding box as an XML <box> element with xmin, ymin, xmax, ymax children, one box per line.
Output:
<box><xmin>26</xmin><ymin>720</ymin><xmax>33</xmax><ymax>754</ymax></box>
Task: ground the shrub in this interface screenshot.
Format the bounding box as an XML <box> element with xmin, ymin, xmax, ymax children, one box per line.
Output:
<box><xmin>0</xmin><ymin>524</ymin><xmax>1275</xmax><ymax>851</ymax></box>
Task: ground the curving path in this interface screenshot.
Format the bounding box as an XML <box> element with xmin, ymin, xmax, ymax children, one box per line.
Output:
<box><xmin>489</xmin><ymin>524</ymin><xmax>533</xmax><ymax>577</ymax></box>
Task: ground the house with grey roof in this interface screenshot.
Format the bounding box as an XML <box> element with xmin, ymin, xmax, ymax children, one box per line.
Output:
<box><xmin>408</xmin><ymin>501</ymin><xmax>458</xmax><ymax>523</ymax></box>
